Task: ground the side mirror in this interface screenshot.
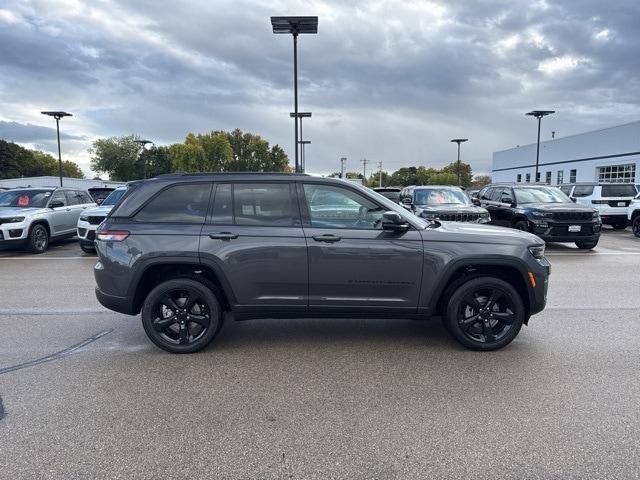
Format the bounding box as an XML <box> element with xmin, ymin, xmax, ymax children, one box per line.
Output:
<box><xmin>501</xmin><ymin>197</ymin><xmax>513</xmax><ymax>205</ymax></box>
<box><xmin>401</xmin><ymin>197</ymin><xmax>412</xmax><ymax>205</ymax></box>
<box><xmin>472</xmin><ymin>198</ymin><xmax>480</xmax><ymax>206</ymax></box>
<box><xmin>49</xmin><ymin>200</ymin><xmax>64</xmax><ymax>208</ymax></box>
<box><xmin>382</xmin><ymin>211</ymin><xmax>409</xmax><ymax>231</ymax></box>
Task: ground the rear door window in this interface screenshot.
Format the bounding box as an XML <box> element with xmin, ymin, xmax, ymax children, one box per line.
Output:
<box><xmin>50</xmin><ymin>190</ymin><xmax>67</xmax><ymax>207</ymax></box>
<box><xmin>232</xmin><ymin>183</ymin><xmax>295</xmax><ymax>227</ymax></box>
<box><xmin>480</xmin><ymin>187</ymin><xmax>494</xmax><ymax>201</ymax></box>
<box><xmin>211</xmin><ymin>184</ymin><xmax>233</xmax><ymax>224</ymax></box>
<box><xmin>572</xmin><ymin>185</ymin><xmax>595</xmax><ymax>197</ymax></box>
<box><xmin>135</xmin><ymin>183</ymin><xmax>212</xmax><ymax>223</ymax></box>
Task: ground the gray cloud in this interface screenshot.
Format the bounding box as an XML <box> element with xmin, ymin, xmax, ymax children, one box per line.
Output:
<box><xmin>0</xmin><ymin>0</ymin><xmax>639</xmax><ymax>177</ymax></box>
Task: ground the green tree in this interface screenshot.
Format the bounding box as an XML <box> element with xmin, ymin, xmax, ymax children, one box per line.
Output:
<box><xmin>0</xmin><ymin>140</ymin><xmax>83</xmax><ymax>179</ymax></box>
<box><xmin>90</xmin><ymin>135</ymin><xmax>142</xmax><ymax>181</ymax></box>
<box><xmin>223</xmin><ymin>128</ymin><xmax>289</xmax><ymax>172</ymax></box>
<box><xmin>167</xmin><ymin>142</ymin><xmax>207</xmax><ymax>173</ymax></box>
<box><xmin>186</xmin><ymin>132</ymin><xmax>233</xmax><ymax>171</ymax></box>
<box><xmin>441</xmin><ymin>161</ymin><xmax>472</xmax><ymax>186</ymax></box>
<box><xmin>470</xmin><ymin>175</ymin><xmax>491</xmax><ymax>187</ymax></box>
<box><xmin>139</xmin><ymin>145</ymin><xmax>172</xmax><ymax>177</ymax></box>
<box><xmin>367</xmin><ymin>170</ymin><xmax>392</xmax><ymax>187</ymax></box>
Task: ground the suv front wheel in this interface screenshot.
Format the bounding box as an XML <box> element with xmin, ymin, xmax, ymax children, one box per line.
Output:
<box><xmin>443</xmin><ymin>276</ymin><xmax>525</xmax><ymax>351</ymax></box>
<box><xmin>27</xmin><ymin>224</ymin><xmax>49</xmax><ymax>254</ymax></box>
<box><xmin>632</xmin><ymin>216</ymin><xmax>640</xmax><ymax>238</ymax></box>
<box><xmin>141</xmin><ymin>278</ymin><xmax>223</xmax><ymax>353</ymax></box>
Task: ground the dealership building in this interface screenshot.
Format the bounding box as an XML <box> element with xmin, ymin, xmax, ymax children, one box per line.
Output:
<box><xmin>492</xmin><ymin>120</ymin><xmax>640</xmax><ymax>186</ymax></box>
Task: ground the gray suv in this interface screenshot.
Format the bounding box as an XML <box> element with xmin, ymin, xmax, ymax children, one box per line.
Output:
<box><xmin>94</xmin><ymin>174</ymin><xmax>550</xmax><ymax>353</ymax></box>
<box><xmin>0</xmin><ymin>187</ymin><xmax>96</xmax><ymax>253</ymax></box>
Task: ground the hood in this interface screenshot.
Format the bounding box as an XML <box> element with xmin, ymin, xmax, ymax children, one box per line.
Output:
<box><xmin>0</xmin><ymin>206</ymin><xmax>44</xmax><ymax>217</ymax></box>
<box><xmin>81</xmin><ymin>205</ymin><xmax>114</xmax><ymax>216</ymax></box>
<box><xmin>427</xmin><ymin>221</ymin><xmax>542</xmax><ymax>246</ymax></box>
<box><xmin>521</xmin><ymin>202</ymin><xmax>595</xmax><ymax>212</ymax></box>
<box><xmin>415</xmin><ymin>204</ymin><xmax>487</xmax><ymax>214</ymax></box>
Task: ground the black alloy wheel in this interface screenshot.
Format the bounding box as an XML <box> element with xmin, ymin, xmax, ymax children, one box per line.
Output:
<box><xmin>141</xmin><ymin>278</ymin><xmax>222</xmax><ymax>353</ymax></box>
<box><xmin>27</xmin><ymin>224</ymin><xmax>49</xmax><ymax>253</ymax></box>
<box><xmin>444</xmin><ymin>277</ymin><xmax>524</xmax><ymax>351</ymax></box>
<box><xmin>632</xmin><ymin>216</ymin><xmax>640</xmax><ymax>238</ymax></box>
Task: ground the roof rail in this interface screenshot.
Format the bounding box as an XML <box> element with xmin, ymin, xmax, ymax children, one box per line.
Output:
<box><xmin>154</xmin><ymin>172</ymin><xmax>310</xmax><ymax>178</ymax></box>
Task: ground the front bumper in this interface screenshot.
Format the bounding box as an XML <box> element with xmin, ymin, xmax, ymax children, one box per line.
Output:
<box><xmin>528</xmin><ymin>256</ymin><xmax>550</xmax><ymax>317</ymax></box>
<box><xmin>530</xmin><ymin>220</ymin><xmax>601</xmax><ymax>243</ymax></box>
<box><xmin>0</xmin><ymin>220</ymin><xmax>29</xmax><ymax>242</ymax></box>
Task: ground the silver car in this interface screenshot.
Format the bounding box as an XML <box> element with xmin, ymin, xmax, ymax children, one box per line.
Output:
<box><xmin>77</xmin><ymin>186</ymin><xmax>127</xmax><ymax>253</ymax></box>
<box><xmin>0</xmin><ymin>187</ymin><xmax>96</xmax><ymax>253</ymax></box>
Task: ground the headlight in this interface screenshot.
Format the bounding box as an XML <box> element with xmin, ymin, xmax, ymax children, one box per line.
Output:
<box><xmin>592</xmin><ymin>211</ymin><xmax>600</xmax><ymax>220</ymax></box>
<box><xmin>478</xmin><ymin>213</ymin><xmax>491</xmax><ymax>223</ymax></box>
<box><xmin>0</xmin><ymin>216</ymin><xmax>25</xmax><ymax>223</ymax></box>
<box><xmin>421</xmin><ymin>212</ymin><xmax>438</xmax><ymax>220</ymax></box>
<box><xmin>528</xmin><ymin>244</ymin><xmax>545</xmax><ymax>259</ymax></box>
<box><xmin>80</xmin><ymin>216</ymin><xmax>88</xmax><ymax>221</ymax></box>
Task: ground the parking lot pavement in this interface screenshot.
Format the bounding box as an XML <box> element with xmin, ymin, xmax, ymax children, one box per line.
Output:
<box><xmin>1</xmin><ymin>230</ymin><xmax>639</xmax><ymax>479</ymax></box>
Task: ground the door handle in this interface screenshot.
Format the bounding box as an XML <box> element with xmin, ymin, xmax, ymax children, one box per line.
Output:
<box><xmin>312</xmin><ymin>234</ymin><xmax>342</xmax><ymax>243</ymax></box>
<box><xmin>208</xmin><ymin>232</ymin><xmax>239</xmax><ymax>240</ymax></box>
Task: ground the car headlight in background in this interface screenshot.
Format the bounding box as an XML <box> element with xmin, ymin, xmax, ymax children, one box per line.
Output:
<box><xmin>80</xmin><ymin>215</ymin><xmax>88</xmax><ymax>221</ymax></box>
<box><xmin>0</xmin><ymin>216</ymin><xmax>25</xmax><ymax>223</ymax></box>
<box><xmin>528</xmin><ymin>244</ymin><xmax>546</xmax><ymax>259</ymax></box>
<box><xmin>531</xmin><ymin>210</ymin><xmax>553</xmax><ymax>218</ymax></box>
<box><xmin>478</xmin><ymin>213</ymin><xmax>491</xmax><ymax>223</ymax></box>
<box><xmin>592</xmin><ymin>211</ymin><xmax>600</xmax><ymax>220</ymax></box>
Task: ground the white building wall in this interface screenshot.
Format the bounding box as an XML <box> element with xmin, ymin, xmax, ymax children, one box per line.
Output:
<box><xmin>0</xmin><ymin>176</ymin><xmax>126</xmax><ymax>189</ymax></box>
<box><xmin>492</xmin><ymin>121</ymin><xmax>640</xmax><ymax>185</ymax></box>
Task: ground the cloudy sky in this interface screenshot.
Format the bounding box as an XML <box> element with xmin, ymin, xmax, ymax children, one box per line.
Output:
<box><xmin>1</xmin><ymin>0</ymin><xmax>639</xmax><ymax>178</ymax></box>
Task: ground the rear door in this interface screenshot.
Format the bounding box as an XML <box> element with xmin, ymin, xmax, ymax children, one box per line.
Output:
<box><xmin>199</xmin><ymin>182</ymin><xmax>308</xmax><ymax>315</ymax></box>
<box><xmin>299</xmin><ymin>182</ymin><xmax>423</xmax><ymax>316</ymax></box>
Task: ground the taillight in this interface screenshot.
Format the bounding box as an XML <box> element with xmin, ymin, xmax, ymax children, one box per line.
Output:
<box><xmin>96</xmin><ymin>229</ymin><xmax>129</xmax><ymax>241</ymax></box>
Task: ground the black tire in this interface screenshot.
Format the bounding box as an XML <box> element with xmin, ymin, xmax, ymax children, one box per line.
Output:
<box><xmin>612</xmin><ymin>222</ymin><xmax>628</xmax><ymax>230</ymax></box>
<box><xmin>27</xmin><ymin>224</ymin><xmax>49</xmax><ymax>254</ymax></box>
<box><xmin>443</xmin><ymin>276</ymin><xmax>525</xmax><ymax>351</ymax></box>
<box><xmin>141</xmin><ymin>278</ymin><xmax>223</xmax><ymax>353</ymax></box>
<box><xmin>633</xmin><ymin>216</ymin><xmax>640</xmax><ymax>238</ymax></box>
<box><xmin>514</xmin><ymin>220</ymin><xmax>529</xmax><ymax>232</ymax></box>
<box><xmin>80</xmin><ymin>243</ymin><xmax>96</xmax><ymax>254</ymax></box>
<box><xmin>575</xmin><ymin>240</ymin><xmax>599</xmax><ymax>249</ymax></box>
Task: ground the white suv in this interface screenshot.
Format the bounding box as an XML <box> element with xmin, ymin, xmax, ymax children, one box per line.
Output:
<box><xmin>0</xmin><ymin>187</ymin><xmax>96</xmax><ymax>253</ymax></box>
<box><xmin>559</xmin><ymin>183</ymin><xmax>637</xmax><ymax>229</ymax></box>
<box><xmin>628</xmin><ymin>193</ymin><xmax>640</xmax><ymax>238</ymax></box>
<box><xmin>77</xmin><ymin>186</ymin><xmax>127</xmax><ymax>253</ymax></box>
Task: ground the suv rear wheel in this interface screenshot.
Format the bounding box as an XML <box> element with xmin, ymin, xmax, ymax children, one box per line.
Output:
<box><xmin>443</xmin><ymin>276</ymin><xmax>525</xmax><ymax>351</ymax></box>
<box><xmin>633</xmin><ymin>216</ymin><xmax>640</xmax><ymax>238</ymax></box>
<box><xmin>27</xmin><ymin>224</ymin><xmax>49</xmax><ymax>254</ymax></box>
<box><xmin>141</xmin><ymin>278</ymin><xmax>223</xmax><ymax>353</ymax></box>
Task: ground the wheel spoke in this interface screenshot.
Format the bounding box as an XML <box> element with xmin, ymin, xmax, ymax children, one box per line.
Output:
<box><xmin>185</xmin><ymin>293</ymin><xmax>199</xmax><ymax>311</ymax></box>
<box><xmin>485</xmin><ymin>290</ymin><xmax>503</xmax><ymax>310</ymax></box>
<box><xmin>189</xmin><ymin>313</ymin><xmax>210</xmax><ymax>327</ymax></box>
<box><xmin>153</xmin><ymin>315</ymin><xmax>177</xmax><ymax>331</ymax></box>
<box><xmin>482</xmin><ymin>322</ymin><xmax>496</xmax><ymax>343</ymax></box>
<box><xmin>179</xmin><ymin>323</ymin><xmax>189</xmax><ymax>344</ymax></box>
<box><xmin>162</xmin><ymin>295</ymin><xmax>180</xmax><ymax>312</ymax></box>
<box><xmin>463</xmin><ymin>294</ymin><xmax>481</xmax><ymax>312</ymax></box>
<box><xmin>459</xmin><ymin>314</ymin><xmax>480</xmax><ymax>331</ymax></box>
<box><xmin>492</xmin><ymin>311</ymin><xmax>515</xmax><ymax>324</ymax></box>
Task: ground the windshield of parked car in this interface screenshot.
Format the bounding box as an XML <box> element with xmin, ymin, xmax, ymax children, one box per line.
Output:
<box><xmin>101</xmin><ymin>188</ymin><xmax>127</xmax><ymax>206</ymax></box>
<box><xmin>375</xmin><ymin>190</ymin><xmax>401</xmax><ymax>202</ymax></box>
<box><xmin>352</xmin><ymin>182</ymin><xmax>430</xmax><ymax>229</ymax></box>
<box><xmin>514</xmin><ymin>187</ymin><xmax>571</xmax><ymax>204</ymax></box>
<box><xmin>0</xmin><ymin>189</ymin><xmax>53</xmax><ymax>208</ymax></box>
<box><xmin>414</xmin><ymin>188</ymin><xmax>470</xmax><ymax>205</ymax></box>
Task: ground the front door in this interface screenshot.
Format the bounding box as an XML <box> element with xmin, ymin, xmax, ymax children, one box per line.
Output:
<box><xmin>199</xmin><ymin>182</ymin><xmax>308</xmax><ymax>315</ymax></box>
<box><xmin>47</xmin><ymin>190</ymin><xmax>76</xmax><ymax>234</ymax></box>
<box><xmin>298</xmin><ymin>182</ymin><xmax>423</xmax><ymax>316</ymax></box>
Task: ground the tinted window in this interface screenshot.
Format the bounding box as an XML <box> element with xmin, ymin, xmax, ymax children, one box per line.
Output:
<box><xmin>414</xmin><ymin>188</ymin><xmax>470</xmax><ymax>205</ymax></box>
<box><xmin>513</xmin><ymin>187</ymin><xmax>572</xmax><ymax>204</ymax></box>
<box><xmin>101</xmin><ymin>188</ymin><xmax>126</xmax><ymax>206</ymax></box>
<box><xmin>79</xmin><ymin>191</ymin><xmax>94</xmax><ymax>204</ymax></box>
<box><xmin>233</xmin><ymin>183</ymin><xmax>294</xmax><ymax>227</ymax></box>
<box><xmin>50</xmin><ymin>190</ymin><xmax>68</xmax><ymax>207</ymax></box>
<box><xmin>499</xmin><ymin>188</ymin><xmax>514</xmax><ymax>202</ymax></box>
<box><xmin>490</xmin><ymin>188</ymin><xmax>503</xmax><ymax>201</ymax></box>
<box><xmin>65</xmin><ymin>190</ymin><xmax>85</xmax><ymax>205</ymax></box>
<box><xmin>480</xmin><ymin>187</ymin><xmax>493</xmax><ymax>200</ymax></box>
<box><xmin>560</xmin><ymin>185</ymin><xmax>573</xmax><ymax>195</ymax></box>
<box><xmin>211</xmin><ymin>184</ymin><xmax>232</xmax><ymax>224</ymax></box>
<box><xmin>135</xmin><ymin>183</ymin><xmax>211</xmax><ymax>223</ymax></box>
<box><xmin>375</xmin><ymin>190</ymin><xmax>401</xmax><ymax>202</ymax></box>
<box><xmin>303</xmin><ymin>184</ymin><xmax>384</xmax><ymax>230</ymax></box>
<box><xmin>572</xmin><ymin>185</ymin><xmax>595</xmax><ymax>197</ymax></box>
<box><xmin>0</xmin><ymin>189</ymin><xmax>53</xmax><ymax>208</ymax></box>
<box><xmin>601</xmin><ymin>185</ymin><xmax>637</xmax><ymax>197</ymax></box>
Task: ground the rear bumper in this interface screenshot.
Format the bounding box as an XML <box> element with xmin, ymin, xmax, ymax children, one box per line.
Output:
<box><xmin>95</xmin><ymin>287</ymin><xmax>136</xmax><ymax>315</ymax></box>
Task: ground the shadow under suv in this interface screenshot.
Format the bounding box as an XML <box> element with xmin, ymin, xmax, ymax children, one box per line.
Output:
<box><xmin>94</xmin><ymin>173</ymin><xmax>550</xmax><ymax>353</ymax></box>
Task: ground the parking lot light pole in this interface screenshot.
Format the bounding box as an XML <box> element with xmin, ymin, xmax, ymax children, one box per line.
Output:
<box><xmin>299</xmin><ymin>140</ymin><xmax>311</xmax><ymax>172</ymax></box>
<box><xmin>134</xmin><ymin>139</ymin><xmax>153</xmax><ymax>179</ymax></box>
<box><xmin>290</xmin><ymin>112</ymin><xmax>312</xmax><ymax>172</ymax></box>
<box><xmin>450</xmin><ymin>138</ymin><xmax>468</xmax><ymax>187</ymax></box>
<box><xmin>526</xmin><ymin>110</ymin><xmax>555</xmax><ymax>182</ymax></box>
<box><xmin>271</xmin><ymin>16</ymin><xmax>318</xmax><ymax>173</ymax></box>
<box><xmin>41</xmin><ymin>111</ymin><xmax>72</xmax><ymax>187</ymax></box>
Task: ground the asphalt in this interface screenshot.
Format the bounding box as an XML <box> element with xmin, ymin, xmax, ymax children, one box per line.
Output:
<box><xmin>1</xmin><ymin>230</ymin><xmax>639</xmax><ymax>479</ymax></box>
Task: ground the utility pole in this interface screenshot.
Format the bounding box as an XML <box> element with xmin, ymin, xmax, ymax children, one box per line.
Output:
<box><xmin>377</xmin><ymin>161</ymin><xmax>383</xmax><ymax>187</ymax></box>
<box><xmin>361</xmin><ymin>158</ymin><xmax>370</xmax><ymax>183</ymax></box>
<box><xmin>340</xmin><ymin>157</ymin><xmax>347</xmax><ymax>178</ymax></box>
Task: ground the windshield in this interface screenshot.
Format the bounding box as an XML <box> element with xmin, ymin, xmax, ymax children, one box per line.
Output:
<box><xmin>376</xmin><ymin>190</ymin><xmax>401</xmax><ymax>202</ymax></box>
<box><xmin>0</xmin><ymin>189</ymin><xmax>53</xmax><ymax>208</ymax></box>
<box><xmin>514</xmin><ymin>187</ymin><xmax>572</xmax><ymax>204</ymax></box>
<box><xmin>414</xmin><ymin>188</ymin><xmax>470</xmax><ymax>205</ymax></box>
<box><xmin>101</xmin><ymin>188</ymin><xmax>127</xmax><ymax>206</ymax></box>
<box><xmin>355</xmin><ymin>183</ymin><xmax>430</xmax><ymax>229</ymax></box>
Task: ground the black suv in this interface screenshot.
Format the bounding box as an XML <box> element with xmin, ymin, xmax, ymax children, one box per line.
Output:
<box><xmin>475</xmin><ymin>183</ymin><xmax>601</xmax><ymax>249</ymax></box>
<box><xmin>399</xmin><ymin>185</ymin><xmax>491</xmax><ymax>223</ymax></box>
<box><xmin>94</xmin><ymin>173</ymin><xmax>550</xmax><ymax>353</ymax></box>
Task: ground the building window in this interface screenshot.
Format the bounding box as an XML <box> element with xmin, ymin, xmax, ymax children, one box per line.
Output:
<box><xmin>597</xmin><ymin>164</ymin><xmax>636</xmax><ymax>183</ymax></box>
<box><xmin>545</xmin><ymin>172</ymin><xmax>552</xmax><ymax>184</ymax></box>
<box><xmin>525</xmin><ymin>173</ymin><xmax>531</xmax><ymax>183</ymax></box>
<box><xmin>557</xmin><ymin>171</ymin><xmax>564</xmax><ymax>185</ymax></box>
<box><xmin>569</xmin><ymin>169</ymin><xmax>577</xmax><ymax>183</ymax></box>
<box><xmin>516</xmin><ymin>174</ymin><xmax>522</xmax><ymax>183</ymax></box>
<box><xmin>535</xmin><ymin>172</ymin><xmax>541</xmax><ymax>182</ymax></box>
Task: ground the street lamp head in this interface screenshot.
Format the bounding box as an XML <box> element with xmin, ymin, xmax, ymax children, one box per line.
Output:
<box><xmin>526</xmin><ymin>110</ymin><xmax>555</xmax><ymax>119</ymax></box>
<box><xmin>271</xmin><ymin>16</ymin><xmax>318</xmax><ymax>35</ymax></box>
<box><xmin>290</xmin><ymin>112</ymin><xmax>312</xmax><ymax>118</ymax></box>
<box><xmin>41</xmin><ymin>111</ymin><xmax>72</xmax><ymax>120</ymax></box>
<box><xmin>451</xmin><ymin>138</ymin><xmax>468</xmax><ymax>144</ymax></box>
<box><xmin>134</xmin><ymin>139</ymin><xmax>153</xmax><ymax>146</ymax></box>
